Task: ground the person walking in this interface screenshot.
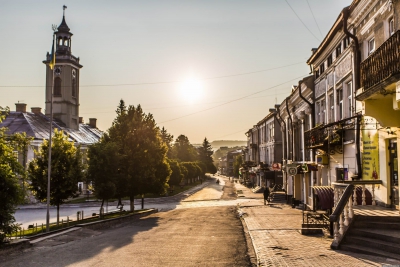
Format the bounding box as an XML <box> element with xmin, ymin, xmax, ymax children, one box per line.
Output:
<box><xmin>263</xmin><ymin>186</ymin><xmax>270</xmax><ymax>205</ymax></box>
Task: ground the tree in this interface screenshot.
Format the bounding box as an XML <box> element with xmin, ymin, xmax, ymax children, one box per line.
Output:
<box><xmin>198</xmin><ymin>137</ymin><xmax>217</xmax><ymax>174</ymax></box>
<box><xmin>167</xmin><ymin>159</ymin><xmax>184</xmax><ymax>186</ymax></box>
<box><xmin>108</xmin><ymin>101</ymin><xmax>171</xmax><ymax>211</ymax></box>
<box><xmin>181</xmin><ymin>162</ymin><xmax>202</xmax><ymax>184</ymax></box>
<box><xmin>0</xmin><ymin>107</ymin><xmax>28</xmax><ymax>242</ymax></box>
<box><xmin>160</xmin><ymin>127</ymin><xmax>174</xmax><ymax>157</ymax></box>
<box><xmin>233</xmin><ymin>154</ymin><xmax>243</xmax><ymax>178</ymax></box>
<box><xmin>28</xmin><ymin>129</ymin><xmax>84</xmax><ymax>225</ymax></box>
<box><xmin>170</xmin><ymin>134</ymin><xmax>198</xmax><ymax>162</ymax></box>
<box><xmin>87</xmin><ymin>135</ymin><xmax>122</xmax><ymax>213</ymax></box>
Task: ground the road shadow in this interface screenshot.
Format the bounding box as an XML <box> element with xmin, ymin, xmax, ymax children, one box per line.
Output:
<box><xmin>2</xmin><ymin>214</ymin><xmax>161</xmax><ymax>267</ymax></box>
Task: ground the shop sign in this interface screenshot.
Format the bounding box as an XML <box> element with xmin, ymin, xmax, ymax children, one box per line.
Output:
<box><xmin>287</xmin><ymin>164</ymin><xmax>297</xmax><ymax>176</ymax></box>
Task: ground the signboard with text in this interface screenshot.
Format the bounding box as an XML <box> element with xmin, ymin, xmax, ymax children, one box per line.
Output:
<box><xmin>361</xmin><ymin>116</ymin><xmax>379</xmax><ymax>180</ymax></box>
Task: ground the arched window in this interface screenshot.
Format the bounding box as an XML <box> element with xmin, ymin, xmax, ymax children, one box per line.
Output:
<box><xmin>58</xmin><ymin>37</ymin><xmax>63</xmax><ymax>46</ymax></box>
<box><xmin>54</xmin><ymin>77</ymin><xmax>62</xmax><ymax>96</ymax></box>
<box><xmin>64</xmin><ymin>38</ymin><xmax>69</xmax><ymax>46</ymax></box>
<box><xmin>72</xmin><ymin>79</ymin><xmax>76</xmax><ymax>97</ymax></box>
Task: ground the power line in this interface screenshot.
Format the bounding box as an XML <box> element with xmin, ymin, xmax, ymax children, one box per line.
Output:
<box><xmin>158</xmin><ymin>74</ymin><xmax>307</xmax><ymax>124</ymax></box>
<box><xmin>215</xmin><ymin>128</ymin><xmax>251</xmax><ymax>139</ymax></box>
<box><xmin>284</xmin><ymin>0</ymin><xmax>320</xmax><ymax>42</ymax></box>
<box><xmin>306</xmin><ymin>0</ymin><xmax>323</xmax><ymax>38</ymax></box>
<box><xmin>0</xmin><ymin>61</ymin><xmax>305</xmax><ymax>88</ymax></box>
<box><xmin>79</xmin><ymin>91</ymin><xmax>290</xmax><ymax>115</ymax></box>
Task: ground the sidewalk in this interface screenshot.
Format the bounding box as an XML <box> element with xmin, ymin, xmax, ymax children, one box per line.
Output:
<box><xmin>235</xmin><ymin>182</ymin><xmax>400</xmax><ymax>267</ymax></box>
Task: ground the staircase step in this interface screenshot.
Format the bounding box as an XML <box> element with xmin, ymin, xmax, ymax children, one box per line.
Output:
<box><xmin>353</xmin><ymin>221</ymin><xmax>400</xmax><ymax>230</ymax></box>
<box><xmin>355</xmin><ymin>215</ymin><xmax>400</xmax><ymax>223</ymax></box>
<box><xmin>340</xmin><ymin>243</ymin><xmax>400</xmax><ymax>261</ymax></box>
<box><xmin>343</xmin><ymin>235</ymin><xmax>400</xmax><ymax>255</ymax></box>
<box><xmin>349</xmin><ymin>228</ymin><xmax>400</xmax><ymax>244</ymax></box>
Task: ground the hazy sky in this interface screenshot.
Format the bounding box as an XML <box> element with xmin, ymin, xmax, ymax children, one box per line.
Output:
<box><xmin>0</xmin><ymin>0</ymin><xmax>351</xmax><ymax>143</ymax></box>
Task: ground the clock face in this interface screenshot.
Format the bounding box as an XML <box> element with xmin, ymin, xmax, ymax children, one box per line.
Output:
<box><xmin>55</xmin><ymin>67</ymin><xmax>62</xmax><ymax>76</ymax></box>
<box><xmin>72</xmin><ymin>69</ymin><xmax>76</xmax><ymax>78</ymax></box>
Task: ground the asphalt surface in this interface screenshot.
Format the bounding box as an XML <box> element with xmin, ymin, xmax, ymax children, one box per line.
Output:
<box><xmin>2</xmin><ymin>177</ymin><xmax>253</xmax><ymax>267</ymax></box>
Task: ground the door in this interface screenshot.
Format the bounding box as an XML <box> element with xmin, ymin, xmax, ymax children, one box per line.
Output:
<box><xmin>389</xmin><ymin>139</ymin><xmax>398</xmax><ymax>209</ymax></box>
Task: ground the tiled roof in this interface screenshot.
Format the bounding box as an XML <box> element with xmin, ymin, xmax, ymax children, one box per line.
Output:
<box><xmin>0</xmin><ymin>112</ymin><xmax>102</xmax><ymax>145</ymax></box>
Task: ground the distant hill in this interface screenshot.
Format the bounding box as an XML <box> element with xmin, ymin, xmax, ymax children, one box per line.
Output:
<box><xmin>210</xmin><ymin>140</ymin><xmax>246</xmax><ymax>149</ymax></box>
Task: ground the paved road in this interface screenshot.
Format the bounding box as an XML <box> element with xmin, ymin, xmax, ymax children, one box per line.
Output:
<box><xmin>3</xmin><ymin>177</ymin><xmax>253</xmax><ymax>267</ymax></box>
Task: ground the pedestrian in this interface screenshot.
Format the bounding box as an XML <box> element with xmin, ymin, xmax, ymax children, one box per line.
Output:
<box><xmin>263</xmin><ymin>186</ymin><xmax>270</xmax><ymax>205</ymax></box>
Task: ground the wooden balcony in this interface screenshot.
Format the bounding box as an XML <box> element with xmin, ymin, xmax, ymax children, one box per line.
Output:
<box><xmin>360</xmin><ymin>30</ymin><xmax>400</xmax><ymax>95</ymax></box>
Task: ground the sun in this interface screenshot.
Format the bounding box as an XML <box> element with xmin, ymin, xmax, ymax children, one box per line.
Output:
<box><xmin>179</xmin><ymin>77</ymin><xmax>204</xmax><ymax>103</ymax></box>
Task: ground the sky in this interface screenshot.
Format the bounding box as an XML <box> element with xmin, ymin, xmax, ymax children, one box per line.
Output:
<box><xmin>0</xmin><ymin>0</ymin><xmax>352</xmax><ymax>144</ymax></box>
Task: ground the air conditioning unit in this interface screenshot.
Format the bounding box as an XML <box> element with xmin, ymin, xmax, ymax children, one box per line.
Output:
<box><xmin>316</xmin><ymin>155</ymin><xmax>328</xmax><ymax>165</ymax></box>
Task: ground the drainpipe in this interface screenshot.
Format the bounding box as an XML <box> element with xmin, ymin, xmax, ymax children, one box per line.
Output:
<box><xmin>298</xmin><ymin>80</ymin><xmax>314</xmax><ymax>128</ymax></box>
<box><xmin>343</xmin><ymin>7</ymin><xmax>362</xmax><ymax>178</ymax></box>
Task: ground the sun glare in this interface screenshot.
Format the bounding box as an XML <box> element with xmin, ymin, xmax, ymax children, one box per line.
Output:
<box><xmin>179</xmin><ymin>77</ymin><xmax>204</xmax><ymax>103</ymax></box>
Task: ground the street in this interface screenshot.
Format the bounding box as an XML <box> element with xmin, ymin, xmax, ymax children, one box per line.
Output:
<box><xmin>3</xmin><ymin>177</ymin><xmax>253</xmax><ymax>267</ymax></box>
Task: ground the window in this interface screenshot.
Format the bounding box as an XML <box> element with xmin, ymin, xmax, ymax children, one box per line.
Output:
<box><xmin>368</xmin><ymin>37</ymin><xmax>375</xmax><ymax>55</ymax></box>
<box><xmin>389</xmin><ymin>18</ymin><xmax>395</xmax><ymax>36</ymax></box>
<box><xmin>72</xmin><ymin>79</ymin><xmax>76</xmax><ymax>97</ymax></box>
<box><xmin>315</xmin><ymin>69</ymin><xmax>320</xmax><ymax>79</ymax></box>
<box><xmin>316</xmin><ymin>99</ymin><xmax>326</xmax><ymax>125</ymax></box>
<box><xmin>320</xmin><ymin>100</ymin><xmax>326</xmax><ymax>124</ymax></box>
<box><xmin>347</xmin><ymin>81</ymin><xmax>353</xmax><ymax>117</ymax></box>
<box><xmin>337</xmin><ymin>88</ymin><xmax>343</xmax><ymax>120</ymax></box>
<box><xmin>329</xmin><ymin>93</ymin><xmax>334</xmax><ymax>122</ymax></box>
<box><xmin>336</xmin><ymin>44</ymin><xmax>342</xmax><ymax>57</ymax></box>
<box><xmin>327</xmin><ymin>54</ymin><xmax>333</xmax><ymax>67</ymax></box>
<box><xmin>320</xmin><ymin>63</ymin><xmax>325</xmax><ymax>74</ymax></box>
<box><xmin>343</xmin><ymin>37</ymin><xmax>350</xmax><ymax>49</ymax></box>
<box><xmin>54</xmin><ymin>77</ymin><xmax>62</xmax><ymax>96</ymax></box>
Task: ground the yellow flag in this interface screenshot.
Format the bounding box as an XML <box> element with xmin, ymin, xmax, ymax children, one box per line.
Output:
<box><xmin>49</xmin><ymin>34</ymin><xmax>56</xmax><ymax>70</ymax></box>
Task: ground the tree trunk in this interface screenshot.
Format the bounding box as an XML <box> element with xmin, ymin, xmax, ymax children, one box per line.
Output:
<box><xmin>130</xmin><ymin>196</ymin><xmax>135</xmax><ymax>212</ymax></box>
<box><xmin>100</xmin><ymin>199</ymin><xmax>104</xmax><ymax>218</ymax></box>
<box><xmin>57</xmin><ymin>204</ymin><xmax>60</xmax><ymax>226</ymax></box>
<box><xmin>141</xmin><ymin>194</ymin><xmax>144</xmax><ymax>209</ymax></box>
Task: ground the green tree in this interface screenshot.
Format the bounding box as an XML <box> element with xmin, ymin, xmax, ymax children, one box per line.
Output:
<box><xmin>108</xmin><ymin>101</ymin><xmax>171</xmax><ymax>211</ymax></box>
<box><xmin>28</xmin><ymin>129</ymin><xmax>84</xmax><ymax>225</ymax></box>
<box><xmin>198</xmin><ymin>137</ymin><xmax>217</xmax><ymax>174</ymax></box>
<box><xmin>160</xmin><ymin>127</ymin><xmax>174</xmax><ymax>157</ymax></box>
<box><xmin>87</xmin><ymin>135</ymin><xmax>122</xmax><ymax>213</ymax></box>
<box><xmin>233</xmin><ymin>154</ymin><xmax>243</xmax><ymax>178</ymax></box>
<box><xmin>167</xmin><ymin>159</ymin><xmax>184</xmax><ymax>187</ymax></box>
<box><xmin>0</xmin><ymin>107</ymin><xmax>29</xmax><ymax>242</ymax></box>
<box><xmin>181</xmin><ymin>162</ymin><xmax>202</xmax><ymax>184</ymax></box>
<box><xmin>171</xmin><ymin>135</ymin><xmax>198</xmax><ymax>162</ymax></box>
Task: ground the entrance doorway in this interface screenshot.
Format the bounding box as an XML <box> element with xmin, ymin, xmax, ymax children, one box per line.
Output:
<box><xmin>389</xmin><ymin>139</ymin><xmax>398</xmax><ymax>209</ymax></box>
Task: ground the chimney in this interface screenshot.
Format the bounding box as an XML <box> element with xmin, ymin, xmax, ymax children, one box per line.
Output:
<box><xmin>89</xmin><ymin>118</ymin><xmax>97</xmax><ymax>128</ymax></box>
<box><xmin>311</xmin><ymin>48</ymin><xmax>317</xmax><ymax>54</ymax></box>
<box><xmin>15</xmin><ymin>103</ymin><xmax>27</xmax><ymax>113</ymax></box>
<box><xmin>31</xmin><ymin>107</ymin><xmax>42</xmax><ymax>115</ymax></box>
<box><xmin>79</xmin><ymin>117</ymin><xmax>83</xmax><ymax>124</ymax></box>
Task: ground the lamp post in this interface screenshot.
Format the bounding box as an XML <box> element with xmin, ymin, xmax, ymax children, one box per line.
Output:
<box><xmin>46</xmin><ymin>25</ymin><xmax>57</xmax><ymax>233</ymax></box>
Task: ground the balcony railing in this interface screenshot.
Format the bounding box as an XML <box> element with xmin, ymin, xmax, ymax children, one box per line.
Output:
<box><xmin>361</xmin><ymin>30</ymin><xmax>400</xmax><ymax>90</ymax></box>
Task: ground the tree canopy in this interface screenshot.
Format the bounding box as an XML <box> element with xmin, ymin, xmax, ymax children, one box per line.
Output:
<box><xmin>107</xmin><ymin>100</ymin><xmax>171</xmax><ymax>211</ymax></box>
<box><xmin>28</xmin><ymin>129</ymin><xmax>83</xmax><ymax>225</ymax></box>
<box><xmin>198</xmin><ymin>137</ymin><xmax>217</xmax><ymax>174</ymax></box>
<box><xmin>0</xmin><ymin>107</ymin><xmax>29</xmax><ymax>242</ymax></box>
<box><xmin>170</xmin><ymin>134</ymin><xmax>198</xmax><ymax>162</ymax></box>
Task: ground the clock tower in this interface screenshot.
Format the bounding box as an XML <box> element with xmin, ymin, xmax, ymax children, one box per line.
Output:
<box><xmin>43</xmin><ymin>6</ymin><xmax>83</xmax><ymax>130</ymax></box>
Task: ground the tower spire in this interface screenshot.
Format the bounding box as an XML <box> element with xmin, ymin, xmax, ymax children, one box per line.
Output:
<box><xmin>63</xmin><ymin>5</ymin><xmax>67</xmax><ymax>17</ymax></box>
